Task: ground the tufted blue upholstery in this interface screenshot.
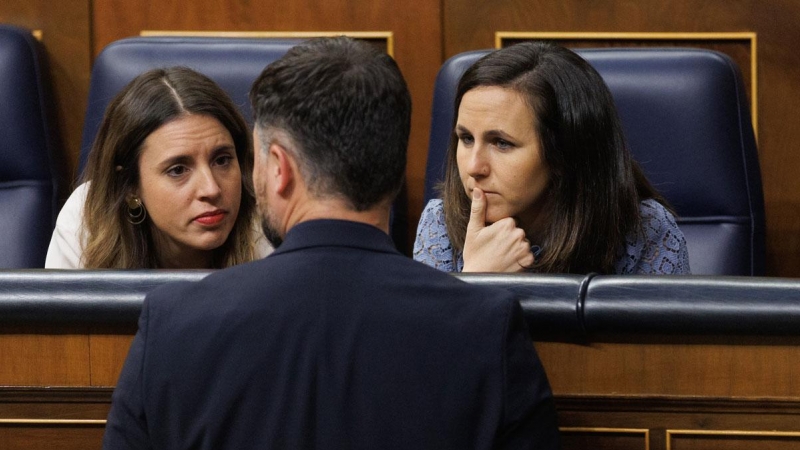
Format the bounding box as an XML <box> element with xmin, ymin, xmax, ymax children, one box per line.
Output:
<box><xmin>6</xmin><ymin>271</ymin><xmax>800</xmax><ymax>342</ymax></box>
<box><xmin>0</xmin><ymin>25</ymin><xmax>61</xmax><ymax>268</ymax></box>
<box><xmin>424</xmin><ymin>48</ymin><xmax>765</xmax><ymax>275</ymax></box>
<box><xmin>78</xmin><ymin>36</ymin><xmax>305</xmax><ymax>176</ymax></box>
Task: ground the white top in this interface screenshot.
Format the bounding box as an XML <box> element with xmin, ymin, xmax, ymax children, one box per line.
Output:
<box><xmin>45</xmin><ymin>182</ymin><xmax>273</xmax><ymax>268</ymax></box>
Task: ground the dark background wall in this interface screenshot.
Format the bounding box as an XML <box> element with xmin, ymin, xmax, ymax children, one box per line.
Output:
<box><xmin>2</xmin><ymin>0</ymin><xmax>800</xmax><ymax>276</ymax></box>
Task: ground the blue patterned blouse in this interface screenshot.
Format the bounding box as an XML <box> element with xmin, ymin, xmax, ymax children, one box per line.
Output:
<box><xmin>413</xmin><ymin>198</ymin><xmax>690</xmax><ymax>274</ymax></box>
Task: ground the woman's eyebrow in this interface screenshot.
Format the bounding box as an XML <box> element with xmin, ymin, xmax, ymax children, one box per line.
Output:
<box><xmin>157</xmin><ymin>154</ymin><xmax>192</xmax><ymax>170</ymax></box>
<box><xmin>483</xmin><ymin>129</ymin><xmax>516</xmax><ymax>140</ymax></box>
<box><xmin>210</xmin><ymin>144</ymin><xmax>236</xmax><ymax>155</ymax></box>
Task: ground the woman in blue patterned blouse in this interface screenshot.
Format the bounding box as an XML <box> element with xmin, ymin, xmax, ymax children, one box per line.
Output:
<box><xmin>414</xmin><ymin>41</ymin><xmax>690</xmax><ymax>274</ymax></box>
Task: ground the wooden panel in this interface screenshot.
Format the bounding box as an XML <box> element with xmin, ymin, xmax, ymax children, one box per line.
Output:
<box><xmin>92</xmin><ymin>333</ymin><xmax>800</xmax><ymax>398</ymax></box>
<box><xmin>561</xmin><ymin>428</ymin><xmax>648</xmax><ymax>450</ymax></box>
<box><xmin>6</xmin><ymin>356</ymin><xmax>800</xmax><ymax>449</ymax></box>
<box><xmin>0</xmin><ymin>388</ymin><xmax>110</xmax><ymax>450</ymax></box>
<box><xmin>78</xmin><ymin>334</ymin><xmax>800</xmax><ymax>398</ymax></box>
<box><xmin>0</xmin><ymin>388</ymin><xmax>112</xmax><ymax>419</ymax></box>
<box><xmin>444</xmin><ymin>0</ymin><xmax>800</xmax><ymax>277</ymax></box>
<box><xmin>0</xmin><ymin>424</ymin><xmax>104</xmax><ymax>450</ymax></box>
<box><xmin>0</xmin><ymin>0</ymin><xmax>92</xmax><ymax>185</ymax></box>
<box><xmin>535</xmin><ymin>339</ymin><xmax>800</xmax><ymax>397</ymax></box>
<box><xmin>88</xmin><ymin>333</ymin><xmax>135</xmax><ymax>387</ymax></box>
<box><xmin>558</xmin><ymin>396</ymin><xmax>800</xmax><ymax>450</ymax></box>
<box><xmin>0</xmin><ymin>328</ymin><xmax>90</xmax><ymax>386</ymax></box>
<box><xmin>92</xmin><ymin>0</ymin><xmax>443</xmax><ymax>250</ymax></box>
<box><xmin>668</xmin><ymin>431</ymin><xmax>800</xmax><ymax>450</ymax></box>
<box><xmin>8</xmin><ymin>388</ymin><xmax>800</xmax><ymax>450</ymax></box>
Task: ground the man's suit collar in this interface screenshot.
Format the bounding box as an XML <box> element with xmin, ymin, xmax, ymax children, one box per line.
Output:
<box><xmin>271</xmin><ymin>219</ymin><xmax>398</xmax><ymax>255</ymax></box>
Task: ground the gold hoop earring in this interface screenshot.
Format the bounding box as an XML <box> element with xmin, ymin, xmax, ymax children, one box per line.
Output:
<box><xmin>126</xmin><ymin>197</ymin><xmax>147</xmax><ymax>225</ymax></box>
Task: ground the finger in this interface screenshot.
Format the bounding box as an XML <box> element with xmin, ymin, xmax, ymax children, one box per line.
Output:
<box><xmin>466</xmin><ymin>187</ymin><xmax>487</xmax><ymax>234</ymax></box>
<box><xmin>519</xmin><ymin>250</ymin><xmax>535</xmax><ymax>268</ymax></box>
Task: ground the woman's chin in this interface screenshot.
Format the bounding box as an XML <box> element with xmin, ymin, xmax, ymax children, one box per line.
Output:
<box><xmin>192</xmin><ymin>231</ymin><xmax>232</xmax><ymax>251</ymax></box>
<box><xmin>485</xmin><ymin>210</ymin><xmax>513</xmax><ymax>224</ymax></box>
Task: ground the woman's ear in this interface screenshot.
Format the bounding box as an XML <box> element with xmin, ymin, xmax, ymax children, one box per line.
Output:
<box><xmin>125</xmin><ymin>184</ymin><xmax>143</xmax><ymax>206</ymax></box>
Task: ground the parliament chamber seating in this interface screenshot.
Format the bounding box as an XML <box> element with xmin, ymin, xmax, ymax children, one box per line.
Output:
<box><xmin>424</xmin><ymin>48</ymin><xmax>766</xmax><ymax>276</ymax></box>
<box><xmin>0</xmin><ymin>25</ymin><xmax>62</xmax><ymax>268</ymax></box>
<box><xmin>3</xmin><ymin>270</ymin><xmax>800</xmax><ymax>449</ymax></box>
<box><xmin>76</xmin><ymin>36</ymin><xmax>408</xmax><ymax>252</ymax></box>
<box><xmin>0</xmin><ymin>39</ymin><xmax>790</xmax><ymax>450</ymax></box>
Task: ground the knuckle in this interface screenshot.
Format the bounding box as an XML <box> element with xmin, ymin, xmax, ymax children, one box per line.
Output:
<box><xmin>521</xmin><ymin>255</ymin><xmax>535</xmax><ymax>267</ymax></box>
<box><xmin>497</xmin><ymin>217</ymin><xmax>515</xmax><ymax>229</ymax></box>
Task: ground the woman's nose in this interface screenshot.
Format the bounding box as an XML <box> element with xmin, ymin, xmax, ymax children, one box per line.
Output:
<box><xmin>196</xmin><ymin>167</ymin><xmax>222</xmax><ymax>199</ymax></box>
<box><xmin>465</xmin><ymin>148</ymin><xmax>489</xmax><ymax>178</ymax></box>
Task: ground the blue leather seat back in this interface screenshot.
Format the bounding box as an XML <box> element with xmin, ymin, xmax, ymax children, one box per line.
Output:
<box><xmin>424</xmin><ymin>48</ymin><xmax>765</xmax><ymax>275</ymax></box>
<box><xmin>78</xmin><ymin>36</ymin><xmax>304</xmax><ymax>176</ymax></box>
<box><xmin>0</xmin><ymin>24</ymin><xmax>60</xmax><ymax>268</ymax></box>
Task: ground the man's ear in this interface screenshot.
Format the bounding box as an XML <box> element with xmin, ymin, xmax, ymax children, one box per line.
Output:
<box><xmin>268</xmin><ymin>142</ymin><xmax>295</xmax><ymax>196</ymax></box>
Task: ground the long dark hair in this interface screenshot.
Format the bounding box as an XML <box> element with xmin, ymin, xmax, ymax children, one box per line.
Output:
<box><xmin>82</xmin><ymin>66</ymin><xmax>257</xmax><ymax>268</ymax></box>
<box><xmin>442</xmin><ymin>41</ymin><xmax>669</xmax><ymax>274</ymax></box>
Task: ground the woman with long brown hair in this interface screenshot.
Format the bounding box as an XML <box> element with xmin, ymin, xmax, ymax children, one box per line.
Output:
<box><xmin>46</xmin><ymin>67</ymin><xmax>270</xmax><ymax>268</ymax></box>
<box><xmin>414</xmin><ymin>42</ymin><xmax>689</xmax><ymax>274</ymax></box>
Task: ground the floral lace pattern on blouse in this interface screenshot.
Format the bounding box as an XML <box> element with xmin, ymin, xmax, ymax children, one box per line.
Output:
<box><xmin>413</xmin><ymin>199</ymin><xmax>690</xmax><ymax>274</ymax></box>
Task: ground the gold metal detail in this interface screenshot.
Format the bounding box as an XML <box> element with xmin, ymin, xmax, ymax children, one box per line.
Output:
<box><xmin>0</xmin><ymin>419</ymin><xmax>106</xmax><ymax>425</ymax></box>
<box><xmin>667</xmin><ymin>429</ymin><xmax>800</xmax><ymax>449</ymax></box>
<box><xmin>140</xmin><ymin>31</ymin><xmax>394</xmax><ymax>56</ymax></box>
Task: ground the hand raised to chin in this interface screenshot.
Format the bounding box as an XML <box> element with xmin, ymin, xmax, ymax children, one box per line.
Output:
<box><xmin>462</xmin><ymin>188</ymin><xmax>535</xmax><ymax>272</ymax></box>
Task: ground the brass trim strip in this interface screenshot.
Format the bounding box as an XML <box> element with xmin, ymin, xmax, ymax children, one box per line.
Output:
<box><xmin>495</xmin><ymin>31</ymin><xmax>758</xmax><ymax>138</ymax></box>
<box><xmin>561</xmin><ymin>427</ymin><xmax>649</xmax><ymax>433</ymax></box>
<box><xmin>0</xmin><ymin>419</ymin><xmax>106</xmax><ymax>425</ymax></box>
<box><xmin>496</xmin><ymin>31</ymin><xmax>757</xmax><ymax>45</ymax></box>
<box><xmin>140</xmin><ymin>31</ymin><xmax>394</xmax><ymax>56</ymax></box>
<box><xmin>561</xmin><ymin>427</ymin><xmax>649</xmax><ymax>450</ymax></box>
<box><xmin>666</xmin><ymin>429</ymin><xmax>800</xmax><ymax>450</ymax></box>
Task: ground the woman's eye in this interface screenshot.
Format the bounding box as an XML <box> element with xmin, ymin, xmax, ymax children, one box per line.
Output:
<box><xmin>166</xmin><ymin>165</ymin><xmax>187</xmax><ymax>177</ymax></box>
<box><xmin>214</xmin><ymin>155</ymin><xmax>235</xmax><ymax>167</ymax></box>
<box><xmin>495</xmin><ymin>138</ymin><xmax>514</xmax><ymax>150</ymax></box>
<box><xmin>458</xmin><ymin>134</ymin><xmax>474</xmax><ymax>146</ymax></box>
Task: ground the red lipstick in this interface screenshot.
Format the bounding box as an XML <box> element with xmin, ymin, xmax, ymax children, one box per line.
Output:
<box><xmin>194</xmin><ymin>210</ymin><xmax>226</xmax><ymax>226</ymax></box>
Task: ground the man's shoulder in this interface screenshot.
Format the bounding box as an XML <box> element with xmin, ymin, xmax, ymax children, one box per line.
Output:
<box><xmin>144</xmin><ymin>252</ymin><xmax>517</xmax><ymax>324</ymax></box>
<box><xmin>143</xmin><ymin>259</ymin><xmax>267</xmax><ymax>309</ymax></box>
<box><xmin>393</xmin><ymin>256</ymin><xmax>519</xmax><ymax>311</ymax></box>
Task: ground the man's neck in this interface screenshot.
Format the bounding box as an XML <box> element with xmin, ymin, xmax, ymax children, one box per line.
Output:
<box><xmin>282</xmin><ymin>197</ymin><xmax>391</xmax><ymax>235</ymax></box>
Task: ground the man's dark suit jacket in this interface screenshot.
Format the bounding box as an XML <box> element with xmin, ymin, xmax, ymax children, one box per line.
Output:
<box><xmin>103</xmin><ymin>219</ymin><xmax>560</xmax><ymax>449</ymax></box>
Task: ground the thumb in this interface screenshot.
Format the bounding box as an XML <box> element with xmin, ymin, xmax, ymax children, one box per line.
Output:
<box><xmin>467</xmin><ymin>188</ymin><xmax>486</xmax><ymax>234</ymax></box>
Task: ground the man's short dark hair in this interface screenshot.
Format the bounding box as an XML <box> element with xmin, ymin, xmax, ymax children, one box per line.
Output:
<box><xmin>250</xmin><ymin>37</ymin><xmax>411</xmax><ymax>211</ymax></box>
